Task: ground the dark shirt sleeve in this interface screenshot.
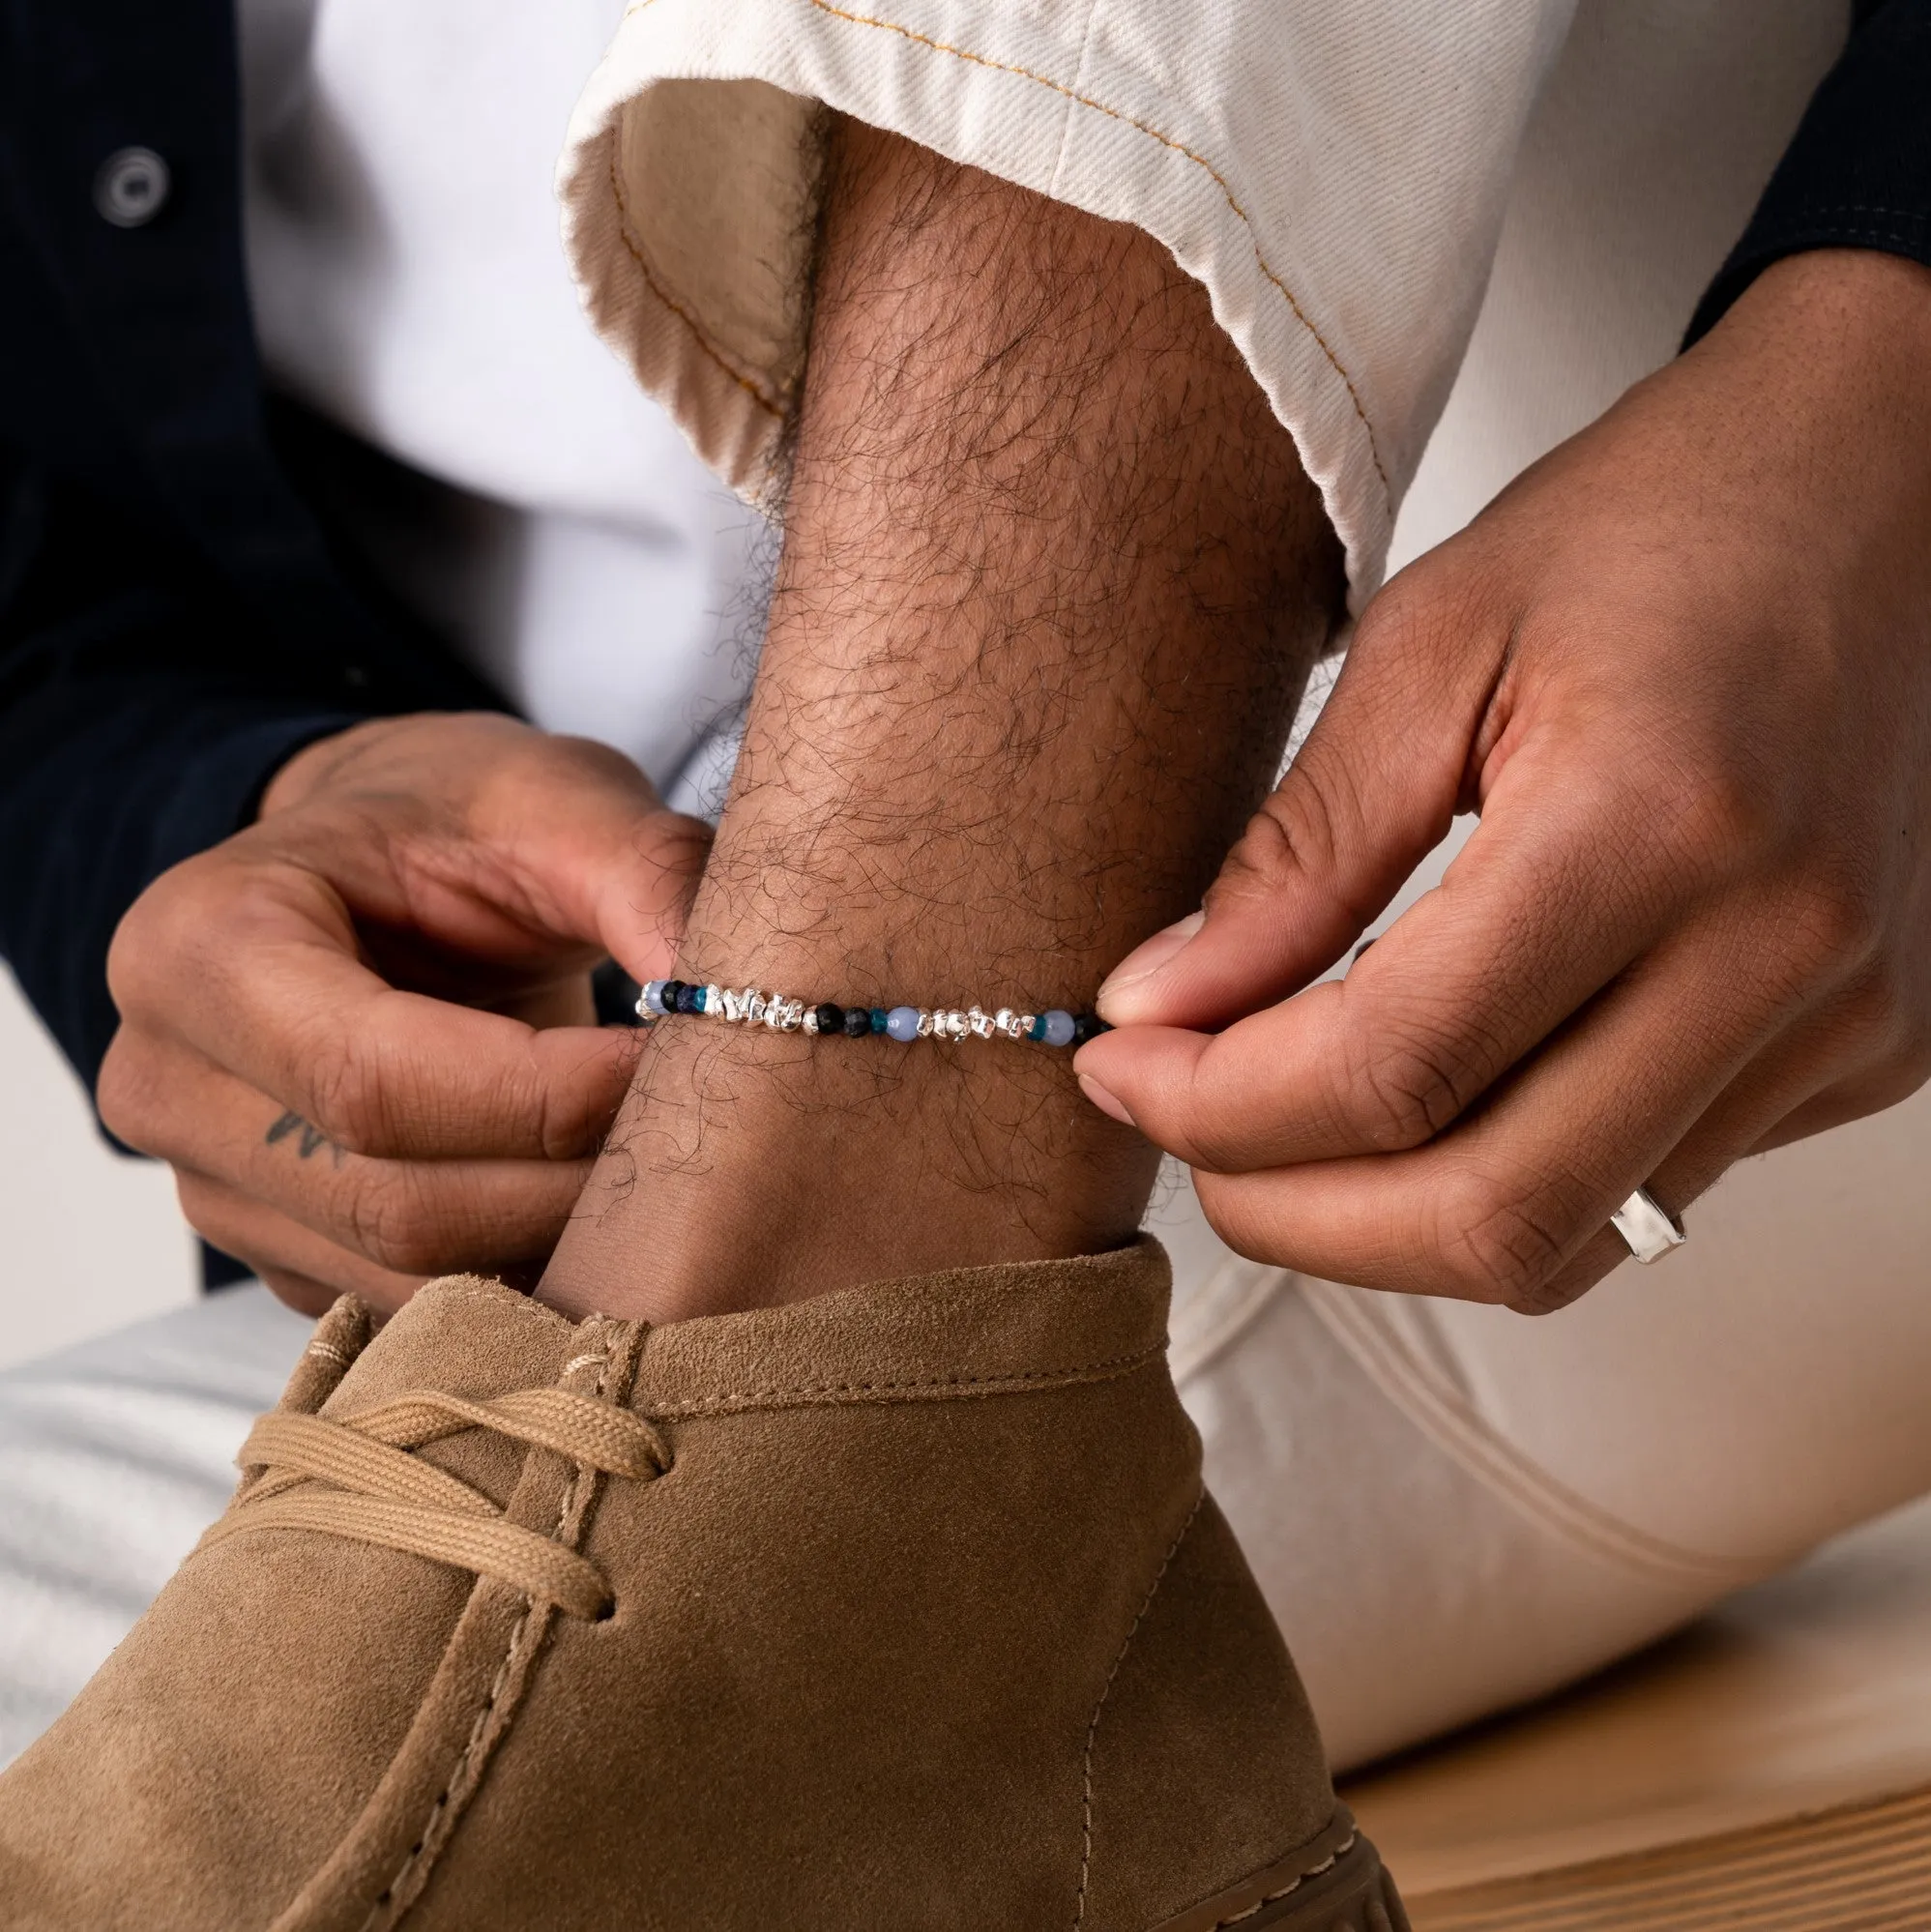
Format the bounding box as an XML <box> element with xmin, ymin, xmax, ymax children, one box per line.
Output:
<box><xmin>0</xmin><ymin>446</ymin><xmax>469</xmax><ymax>1098</ymax></box>
<box><xmin>1686</xmin><ymin>0</ymin><xmax>1931</xmax><ymax>343</ymax></box>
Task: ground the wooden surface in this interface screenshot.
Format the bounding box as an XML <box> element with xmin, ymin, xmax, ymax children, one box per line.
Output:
<box><xmin>1343</xmin><ymin>1493</ymin><xmax>1931</xmax><ymax>1915</ymax></box>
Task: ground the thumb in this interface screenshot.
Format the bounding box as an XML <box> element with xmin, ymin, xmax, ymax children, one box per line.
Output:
<box><xmin>1097</xmin><ymin>589</ymin><xmax>1488</xmax><ymax>1030</ymax></box>
<box><xmin>462</xmin><ymin>734</ymin><xmax>714</xmax><ymax>981</ymax></box>
<box><xmin>585</xmin><ymin>806</ymin><xmax>713</xmax><ymax>985</ymax></box>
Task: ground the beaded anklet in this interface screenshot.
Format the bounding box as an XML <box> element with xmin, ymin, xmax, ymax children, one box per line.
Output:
<box><xmin>638</xmin><ymin>980</ymin><xmax>1109</xmax><ymax>1048</ymax></box>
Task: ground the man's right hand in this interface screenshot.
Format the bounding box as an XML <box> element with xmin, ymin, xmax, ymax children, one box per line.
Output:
<box><xmin>98</xmin><ymin>712</ymin><xmax>710</xmax><ymax>1315</ymax></box>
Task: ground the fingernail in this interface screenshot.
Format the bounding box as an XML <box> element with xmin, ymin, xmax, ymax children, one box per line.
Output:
<box><xmin>1077</xmin><ymin>1073</ymin><xmax>1136</xmax><ymax>1127</ymax></box>
<box><xmin>1097</xmin><ymin>911</ymin><xmax>1205</xmax><ymax>1018</ymax></box>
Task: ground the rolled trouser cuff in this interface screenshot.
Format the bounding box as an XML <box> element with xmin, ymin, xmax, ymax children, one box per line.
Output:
<box><xmin>557</xmin><ymin>0</ymin><xmax>1578</xmax><ymax>609</ymax></box>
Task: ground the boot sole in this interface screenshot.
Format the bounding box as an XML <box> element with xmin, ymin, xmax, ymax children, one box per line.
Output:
<box><xmin>1153</xmin><ymin>1806</ymin><xmax>1410</xmax><ymax>1932</ymax></box>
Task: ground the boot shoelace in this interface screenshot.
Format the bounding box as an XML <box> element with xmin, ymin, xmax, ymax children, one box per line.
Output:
<box><xmin>201</xmin><ymin>1388</ymin><xmax>670</xmax><ymax>1619</ymax></box>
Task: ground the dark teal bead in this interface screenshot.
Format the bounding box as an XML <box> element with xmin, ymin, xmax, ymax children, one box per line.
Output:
<box><xmin>870</xmin><ymin>1008</ymin><xmax>889</xmax><ymax>1034</ymax></box>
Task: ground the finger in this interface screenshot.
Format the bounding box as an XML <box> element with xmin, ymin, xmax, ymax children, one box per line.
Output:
<box><xmin>1185</xmin><ymin>907</ymin><xmax>1817</xmax><ymax>1311</ymax></box>
<box><xmin>174</xmin><ymin>1173</ymin><xmax>425</xmax><ymax>1316</ymax></box>
<box><xmin>1097</xmin><ymin>575</ymin><xmax>1497</xmax><ymax>1030</ymax></box>
<box><xmin>1080</xmin><ymin>748</ymin><xmax>1704</xmax><ymax>1169</ymax></box>
<box><xmin>428</xmin><ymin>728</ymin><xmax>711</xmax><ymax>981</ymax></box>
<box><xmin>109</xmin><ymin>1034</ymin><xmax>593</xmax><ymax>1276</ymax></box>
<box><xmin>111</xmin><ymin>857</ymin><xmax>643</xmax><ymax>1159</ymax></box>
<box><xmin>264</xmin><ymin>716</ymin><xmax>712</xmax><ymax>981</ymax></box>
<box><xmin>1523</xmin><ymin>977</ymin><xmax>1920</xmax><ymax>1307</ymax></box>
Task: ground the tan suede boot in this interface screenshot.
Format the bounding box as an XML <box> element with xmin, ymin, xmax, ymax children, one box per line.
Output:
<box><xmin>0</xmin><ymin>1239</ymin><xmax>1404</xmax><ymax>1931</ymax></box>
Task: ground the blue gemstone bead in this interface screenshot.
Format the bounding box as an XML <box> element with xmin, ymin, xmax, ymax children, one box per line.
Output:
<box><xmin>886</xmin><ymin>1006</ymin><xmax>922</xmax><ymax>1042</ymax></box>
<box><xmin>1027</xmin><ymin>1014</ymin><xmax>1048</xmax><ymax>1042</ymax></box>
<box><xmin>642</xmin><ymin>981</ymin><xmax>669</xmax><ymax>1016</ymax></box>
<box><xmin>870</xmin><ymin>1008</ymin><xmax>889</xmax><ymax>1034</ymax></box>
<box><xmin>1041</xmin><ymin>1010</ymin><xmax>1076</xmax><ymax>1047</ymax></box>
<box><xmin>674</xmin><ymin>984</ymin><xmax>702</xmax><ymax>1014</ymax></box>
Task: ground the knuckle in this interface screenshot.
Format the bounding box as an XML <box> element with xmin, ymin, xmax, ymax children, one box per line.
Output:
<box><xmin>1326</xmin><ymin>1002</ymin><xmax>1497</xmax><ymax>1153</ymax></box>
<box><xmin>1836</xmin><ymin>951</ymin><xmax>1913</xmax><ymax>1049</ymax></box>
<box><xmin>94</xmin><ymin>1033</ymin><xmax>160</xmax><ymax>1146</ymax></box>
<box><xmin>1672</xmin><ymin>761</ymin><xmax>1777</xmax><ymax>865</ymax></box>
<box><xmin>1192</xmin><ymin>1175</ymin><xmax>1292</xmax><ymax>1271</ymax></box>
<box><xmin>301</xmin><ymin>1030</ymin><xmax>390</xmax><ymax>1156</ymax></box>
<box><xmin>104</xmin><ymin>860</ymin><xmax>205</xmax><ymax>1010</ymax></box>
<box><xmin>1212</xmin><ymin>790</ymin><xmax>1341</xmax><ymax>908</ymax></box>
<box><xmin>341</xmin><ymin>1166</ymin><xmax>446</xmax><ymax>1274</ymax></box>
<box><xmin>1786</xmin><ymin>871</ymin><xmax>1886</xmax><ymax>980</ymax></box>
<box><xmin>1435</xmin><ymin>1167</ymin><xmax>1570</xmax><ymax>1306</ymax></box>
<box><xmin>172</xmin><ymin>1171</ymin><xmax>239</xmax><ymax>1250</ymax></box>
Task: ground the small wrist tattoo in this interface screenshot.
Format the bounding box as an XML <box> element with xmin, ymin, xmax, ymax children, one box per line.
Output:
<box><xmin>638</xmin><ymin>981</ymin><xmax>1109</xmax><ymax>1048</ymax></box>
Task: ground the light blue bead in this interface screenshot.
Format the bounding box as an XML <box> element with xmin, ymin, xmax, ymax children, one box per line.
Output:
<box><xmin>642</xmin><ymin>981</ymin><xmax>669</xmax><ymax>1015</ymax></box>
<box><xmin>886</xmin><ymin>1006</ymin><xmax>922</xmax><ymax>1042</ymax></box>
<box><xmin>1041</xmin><ymin>1010</ymin><xmax>1076</xmax><ymax>1047</ymax></box>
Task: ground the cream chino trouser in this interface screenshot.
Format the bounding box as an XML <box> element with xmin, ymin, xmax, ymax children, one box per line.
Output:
<box><xmin>7</xmin><ymin>0</ymin><xmax>1928</xmax><ymax>1782</ymax></box>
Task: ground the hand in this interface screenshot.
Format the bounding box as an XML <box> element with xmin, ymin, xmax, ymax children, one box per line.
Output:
<box><xmin>1077</xmin><ymin>249</ymin><xmax>1931</xmax><ymax>1312</ymax></box>
<box><xmin>99</xmin><ymin>713</ymin><xmax>709</xmax><ymax>1314</ymax></box>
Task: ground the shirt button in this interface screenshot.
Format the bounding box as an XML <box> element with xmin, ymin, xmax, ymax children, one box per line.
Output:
<box><xmin>94</xmin><ymin>147</ymin><xmax>171</xmax><ymax>228</ymax></box>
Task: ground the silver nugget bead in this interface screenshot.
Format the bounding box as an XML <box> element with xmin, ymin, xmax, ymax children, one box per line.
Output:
<box><xmin>704</xmin><ymin>984</ymin><xmax>724</xmax><ymax>1018</ymax></box>
<box><xmin>994</xmin><ymin>1007</ymin><xmax>1015</xmax><ymax>1036</ymax></box>
<box><xmin>780</xmin><ymin>999</ymin><xmax>804</xmax><ymax>1031</ymax></box>
<box><xmin>1016</xmin><ymin>1013</ymin><xmax>1037</xmax><ymax>1038</ymax></box>
<box><xmin>802</xmin><ymin>1007</ymin><xmax>820</xmax><ymax>1035</ymax></box>
<box><xmin>746</xmin><ymin>990</ymin><xmax>767</xmax><ymax>1023</ymax></box>
<box><xmin>917</xmin><ymin>1010</ymin><xmax>935</xmax><ymax>1038</ymax></box>
<box><xmin>968</xmin><ymin>1007</ymin><xmax>994</xmax><ymax>1039</ymax></box>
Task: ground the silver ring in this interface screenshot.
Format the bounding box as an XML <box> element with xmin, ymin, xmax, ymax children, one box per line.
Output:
<box><xmin>1611</xmin><ymin>1186</ymin><xmax>1686</xmax><ymax>1265</ymax></box>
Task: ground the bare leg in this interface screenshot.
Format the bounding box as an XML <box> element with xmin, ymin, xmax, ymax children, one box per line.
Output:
<box><xmin>541</xmin><ymin>124</ymin><xmax>1339</xmax><ymax>1323</ymax></box>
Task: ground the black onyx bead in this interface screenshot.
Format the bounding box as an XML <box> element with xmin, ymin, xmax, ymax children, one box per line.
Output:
<box><xmin>659</xmin><ymin>981</ymin><xmax>687</xmax><ymax>1013</ymax></box>
<box><xmin>674</xmin><ymin>983</ymin><xmax>703</xmax><ymax>1014</ymax></box>
<box><xmin>813</xmin><ymin>1003</ymin><xmax>845</xmax><ymax>1036</ymax></box>
<box><xmin>1070</xmin><ymin>1013</ymin><xmax>1110</xmax><ymax>1046</ymax></box>
<box><xmin>842</xmin><ymin>1007</ymin><xmax>872</xmax><ymax>1038</ymax></box>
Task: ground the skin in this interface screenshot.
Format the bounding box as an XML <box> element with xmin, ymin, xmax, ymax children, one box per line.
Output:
<box><xmin>1079</xmin><ymin>249</ymin><xmax>1931</xmax><ymax>1313</ymax></box>
<box><xmin>99</xmin><ymin>712</ymin><xmax>706</xmax><ymax>1313</ymax></box>
<box><xmin>538</xmin><ymin>122</ymin><xmax>1338</xmax><ymax>1321</ymax></box>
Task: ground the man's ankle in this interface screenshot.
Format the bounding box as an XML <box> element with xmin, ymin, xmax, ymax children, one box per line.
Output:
<box><xmin>540</xmin><ymin>1016</ymin><xmax>1155</xmax><ymax>1322</ymax></box>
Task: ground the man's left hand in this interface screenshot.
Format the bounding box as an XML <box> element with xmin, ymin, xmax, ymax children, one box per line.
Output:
<box><xmin>1078</xmin><ymin>249</ymin><xmax>1931</xmax><ymax>1312</ymax></box>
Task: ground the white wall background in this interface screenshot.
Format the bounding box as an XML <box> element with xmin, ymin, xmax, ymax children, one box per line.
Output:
<box><xmin>0</xmin><ymin>971</ymin><xmax>195</xmax><ymax>1369</ymax></box>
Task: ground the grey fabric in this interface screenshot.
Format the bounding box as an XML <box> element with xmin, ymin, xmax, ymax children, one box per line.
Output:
<box><xmin>0</xmin><ymin>1288</ymin><xmax>308</xmax><ymax>1766</ymax></box>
